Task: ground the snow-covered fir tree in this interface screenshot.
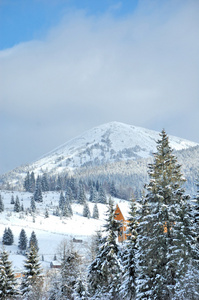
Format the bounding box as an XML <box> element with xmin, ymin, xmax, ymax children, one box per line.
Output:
<box><xmin>41</xmin><ymin>173</ymin><xmax>49</xmax><ymax>192</ymax></box>
<box><xmin>73</xmin><ymin>277</ymin><xmax>88</xmax><ymax>300</ymax></box>
<box><xmin>98</xmin><ymin>185</ymin><xmax>107</xmax><ymax>204</ymax></box>
<box><xmin>78</xmin><ymin>184</ymin><xmax>86</xmax><ymax>204</ymax></box>
<box><xmin>29</xmin><ymin>231</ymin><xmax>39</xmax><ymax>252</ymax></box>
<box><xmin>89</xmin><ymin>185</ymin><xmax>97</xmax><ymax>203</ymax></box>
<box><xmin>59</xmin><ymin>191</ymin><xmax>65</xmax><ymax>210</ymax></box>
<box><xmin>30</xmin><ymin>196</ymin><xmax>36</xmax><ymax>212</ymax></box>
<box><xmin>24</xmin><ymin>171</ymin><xmax>30</xmax><ymax>192</ymax></box>
<box><xmin>21</xmin><ymin>245</ymin><xmax>42</xmax><ymax>299</ymax></box>
<box><xmin>18</xmin><ymin>228</ymin><xmax>28</xmax><ymax>251</ymax></box>
<box><xmin>87</xmin><ymin>199</ymin><xmax>121</xmax><ymax>299</ymax></box>
<box><xmin>92</xmin><ymin>203</ymin><xmax>99</xmax><ymax>219</ymax></box>
<box><xmin>65</xmin><ymin>186</ymin><xmax>74</xmax><ymax>203</ymax></box>
<box><xmin>33</xmin><ymin>176</ymin><xmax>43</xmax><ymax>202</ymax></box>
<box><xmin>0</xmin><ymin>249</ymin><xmax>18</xmax><ymax>299</ymax></box>
<box><xmin>10</xmin><ymin>194</ymin><xmax>15</xmax><ymax>204</ymax></box>
<box><xmin>45</xmin><ymin>207</ymin><xmax>49</xmax><ymax>218</ymax></box>
<box><xmin>14</xmin><ymin>195</ymin><xmax>20</xmax><ymax>212</ymax></box>
<box><xmin>2</xmin><ymin>227</ymin><xmax>14</xmax><ymax>245</ymax></box>
<box><xmin>120</xmin><ymin>196</ymin><xmax>138</xmax><ymax>300</ymax></box>
<box><xmin>83</xmin><ymin>202</ymin><xmax>91</xmax><ymax>218</ymax></box>
<box><xmin>136</xmin><ymin>129</ymin><xmax>199</xmax><ymax>300</ymax></box>
<box><xmin>59</xmin><ymin>240</ymin><xmax>82</xmax><ymax>299</ymax></box>
<box><xmin>0</xmin><ymin>194</ymin><xmax>4</xmax><ymax>212</ymax></box>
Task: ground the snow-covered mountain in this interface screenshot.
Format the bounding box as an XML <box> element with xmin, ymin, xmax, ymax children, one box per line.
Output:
<box><xmin>0</xmin><ymin>121</ymin><xmax>198</xmax><ymax>189</ymax></box>
<box><xmin>31</xmin><ymin>121</ymin><xmax>197</xmax><ymax>174</ymax></box>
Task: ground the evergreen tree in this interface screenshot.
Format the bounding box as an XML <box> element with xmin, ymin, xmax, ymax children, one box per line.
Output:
<box><xmin>2</xmin><ymin>228</ymin><xmax>14</xmax><ymax>246</ymax></box>
<box><xmin>41</xmin><ymin>173</ymin><xmax>49</xmax><ymax>192</ymax></box>
<box><xmin>0</xmin><ymin>194</ymin><xmax>4</xmax><ymax>212</ymax></box>
<box><xmin>59</xmin><ymin>191</ymin><xmax>65</xmax><ymax>210</ymax></box>
<box><xmin>14</xmin><ymin>195</ymin><xmax>20</xmax><ymax>212</ymax></box>
<box><xmin>65</xmin><ymin>186</ymin><xmax>74</xmax><ymax>203</ymax></box>
<box><xmin>24</xmin><ymin>171</ymin><xmax>30</xmax><ymax>192</ymax></box>
<box><xmin>30</xmin><ymin>197</ymin><xmax>36</xmax><ymax>212</ymax></box>
<box><xmin>30</xmin><ymin>171</ymin><xmax>36</xmax><ymax>193</ymax></box>
<box><xmin>73</xmin><ymin>277</ymin><xmax>88</xmax><ymax>300</ymax></box>
<box><xmin>0</xmin><ymin>249</ymin><xmax>18</xmax><ymax>299</ymax></box>
<box><xmin>29</xmin><ymin>231</ymin><xmax>39</xmax><ymax>252</ymax></box>
<box><xmin>56</xmin><ymin>175</ymin><xmax>63</xmax><ymax>191</ymax></box>
<box><xmin>83</xmin><ymin>202</ymin><xmax>91</xmax><ymax>218</ymax></box>
<box><xmin>88</xmin><ymin>199</ymin><xmax>121</xmax><ymax>299</ymax></box>
<box><xmin>121</xmin><ymin>196</ymin><xmax>138</xmax><ymax>300</ymax></box>
<box><xmin>10</xmin><ymin>194</ymin><xmax>15</xmax><ymax>204</ymax></box>
<box><xmin>92</xmin><ymin>203</ymin><xmax>99</xmax><ymax>219</ymax></box>
<box><xmin>21</xmin><ymin>245</ymin><xmax>42</xmax><ymax>298</ymax></box>
<box><xmin>45</xmin><ymin>208</ymin><xmax>49</xmax><ymax>218</ymax></box>
<box><xmin>65</xmin><ymin>195</ymin><xmax>73</xmax><ymax>217</ymax></box>
<box><xmin>33</xmin><ymin>176</ymin><xmax>43</xmax><ymax>202</ymax></box>
<box><xmin>136</xmin><ymin>129</ymin><xmax>198</xmax><ymax>300</ymax></box>
<box><xmin>18</xmin><ymin>229</ymin><xmax>28</xmax><ymax>251</ymax></box>
<box><xmin>78</xmin><ymin>184</ymin><xmax>86</xmax><ymax>204</ymax></box>
<box><xmin>109</xmin><ymin>181</ymin><xmax>117</xmax><ymax>197</ymax></box>
<box><xmin>60</xmin><ymin>241</ymin><xmax>82</xmax><ymax>299</ymax></box>
<box><xmin>89</xmin><ymin>185</ymin><xmax>97</xmax><ymax>203</ymax></box>
<box><xmin>98</xmin><ymin>186</ymin><xmax>107</xmax><ymax>204</ymax></box>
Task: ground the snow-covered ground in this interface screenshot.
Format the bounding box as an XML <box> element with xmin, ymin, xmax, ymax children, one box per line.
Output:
<box><xmin>0</xmin><ymin>190</ymin><xmax>130</xmax><ymax>274</ymax></box>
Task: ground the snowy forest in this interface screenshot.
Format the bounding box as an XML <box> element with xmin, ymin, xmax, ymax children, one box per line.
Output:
<box><xmin>1</xmin><ymin>130</ymin><xmax>199</xmax><ymax>299</ymax></box>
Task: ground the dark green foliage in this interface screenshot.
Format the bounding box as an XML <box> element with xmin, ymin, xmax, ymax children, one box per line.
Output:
<box><xmin>89</xmin><ymin>185</ymin><xmax>97</xmax><ymax>203</ymax></box>
<box><xmin>30</xmin><ymin>197</ymin><xmax>36</xmax><ymax>212</ymax></box>
<box><xmin>92</xmin><ymin>203</ymin><xmax>99</xmax><ymax>219</ymax></box>
<box><xmin>41</xmin><ymin>173</ymin><xmax>49</xmax><ymax>192</ymax></box>
<box><xmin>10</xmin><ymin>194</ymin><xmax>15</xmax><ymax>204</ymax></box>
<box><xmin>73</xmin><ymin>277</ymin><xmax>88</xmax><ymax>300</ymax></box>
<box><xmin>109</xmin><ymin>181</ymin><xmax>117</xmax><ymax>197</ymax></box>
<box><xmin>98</xmin><ymin>185</ymin><xmax>107</xmax><ymax>204</ymax></box>
<box><xmin>45</xmin><ymin>208</ymin><xmax>49</xmax><ymax>218</ymax></box>
<box><xmin>21</xmin><ymin>245</ymin><xmax>42</xmax><ymax>297</ymax></box>
<box><xmin>2</xmin><ymin>227</ymin><xmax>14</xmax><ymax>245</ymax></box>
<box><xmin>29</xmin><ymin>231</ymin><xmax>39</xmax><ymax>252</ymax></box>
<box><xmin>18</xmin><ymin>229</ymin><xmax>28</xmax><ymax>251</ymax></box>
<box><xmin>30</xmin><ymin>171</ymin><xmax>36</xmax><ymax>193</ymax></box>
<box><xmin>24</xmin><ymin>171</ymin><xmax>30</xmax><ymax>192</ymax></box>
<box><xmin>33</xmin><ymin>176</ymin><xmax>43</xmax><ymax>202</ymax></box>
<box><xmin>121</xmin><ymin>196</ymin><xmax>138</xmax><ymax>299</ymax></box>
<box><xmin>0</xmin><ymin>249</ymin><xmax>18</xmax><ymax>299</ymax></box>
<box><xmin>65</xmin><ymin>187</ymin><xmax>74</xmax><ymax>203</ymax></box>
<box><xmin>88</xmin><ymin>199</ymin><xmax>121</xmax><ymax>299</ymax></box>
<box><xmin>0</xmin><ymin>194</ymin><xmax>4</xmax><ymax>212</ymax></box>
<box><xmin>59</xmin><ymin>191</ymin><xmax>65</xmax><ymax>210</ymax></box>
<box><xmin>83</xmin><ymin>202</ymin><xmax>90</xmax><ymax>218</ymax></box>
<box><xmin>24</xmin><ymin>171</ymin><xmax>35</xmax><ymax>192</ymax></box>
<box><xmin>136</xmin><ymin>130</ymin><xmax>198</xmax><ymax>300</ymax></box>
<box><xmin>78</xmin><ymin>184</ymin><xmax>86</xmax><ymax>204</ymax></box>
<box><xmin>60</xmin><ymin>241</ymin><xmax>82</xmax><ymax>299</ymax></box>
<box><xmin>14</xmin><ymin>195</ymin><xmax>20</xmax><ymax>212</ymax></box>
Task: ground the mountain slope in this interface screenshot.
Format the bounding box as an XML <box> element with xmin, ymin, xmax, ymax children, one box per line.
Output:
<box><xmin>0</xmin><ymin>121</ymin><xmax>198</xmax><ymax>189</ymax></box>
<box><xmin>22</xmin><ymin>121</ymin><xmax>198</xmax><ymax>172</ymax></box>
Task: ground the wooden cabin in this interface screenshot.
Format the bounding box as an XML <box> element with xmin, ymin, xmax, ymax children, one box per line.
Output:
<box><xmin>114</xmin><ymin>204</ymin><xmax>130</xmax><ymax>243</ymax></box>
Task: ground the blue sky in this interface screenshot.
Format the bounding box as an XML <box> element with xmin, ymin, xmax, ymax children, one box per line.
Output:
<box><xmin>1</xmin><ymin>0</ymin><xmax>199</xmax><ymax>174</ymax></box>
<box><xmin>0</xmin><ymin>0</ymin><xmax>138</xmax><ymax>49</ymax></box>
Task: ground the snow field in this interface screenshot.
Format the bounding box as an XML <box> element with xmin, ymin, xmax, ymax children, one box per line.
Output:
<box><xmin>0</xmin><ymin>190</ymin><xmax>129</xmax><ymax>273</ymax></box>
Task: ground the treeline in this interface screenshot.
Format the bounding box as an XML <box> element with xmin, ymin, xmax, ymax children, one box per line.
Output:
<box><xmin>24</xmin><ymin>171</ymin><xmax>120</xmax><ymax>201</ymax></box>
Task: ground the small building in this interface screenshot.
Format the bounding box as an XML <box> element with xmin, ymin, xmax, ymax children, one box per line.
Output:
<box><xmin>114</xmin><ymin>204</ymin><xmax>130</xmax><ymax>243</ymax></box>
<box><xmin>50</xmin><ymin>261</ymin><xmax>61</xmax><ymax>269</ymax></box>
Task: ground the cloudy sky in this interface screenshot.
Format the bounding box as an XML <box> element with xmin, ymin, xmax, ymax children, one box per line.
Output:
<box><xmin>1</xmin><ymin>0</ymin><xmax>199</xmax><ymax>174</ymax></box>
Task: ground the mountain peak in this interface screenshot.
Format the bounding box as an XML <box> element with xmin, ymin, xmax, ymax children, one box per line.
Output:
<box><xmin>28</xmin><ymin>121</ymin><xmax>197</xmax><ymax>175</ymax></box>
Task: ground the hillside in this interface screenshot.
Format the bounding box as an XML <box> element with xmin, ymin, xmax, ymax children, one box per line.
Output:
<box><xmin>0</xmin><ymin>190</ymin><xmax>129</xmax><ymax>273</ymax></box>
<box><xmin>0</xmin><ymin>122</ymin><xmax>198</xmax><ymax>193</ymax></box>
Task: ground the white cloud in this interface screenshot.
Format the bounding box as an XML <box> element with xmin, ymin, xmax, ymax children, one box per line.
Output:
<box><xmin>1</xmin><ymin>0</ymin><xmax>199</xmax><ymax>173</ymax></box>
